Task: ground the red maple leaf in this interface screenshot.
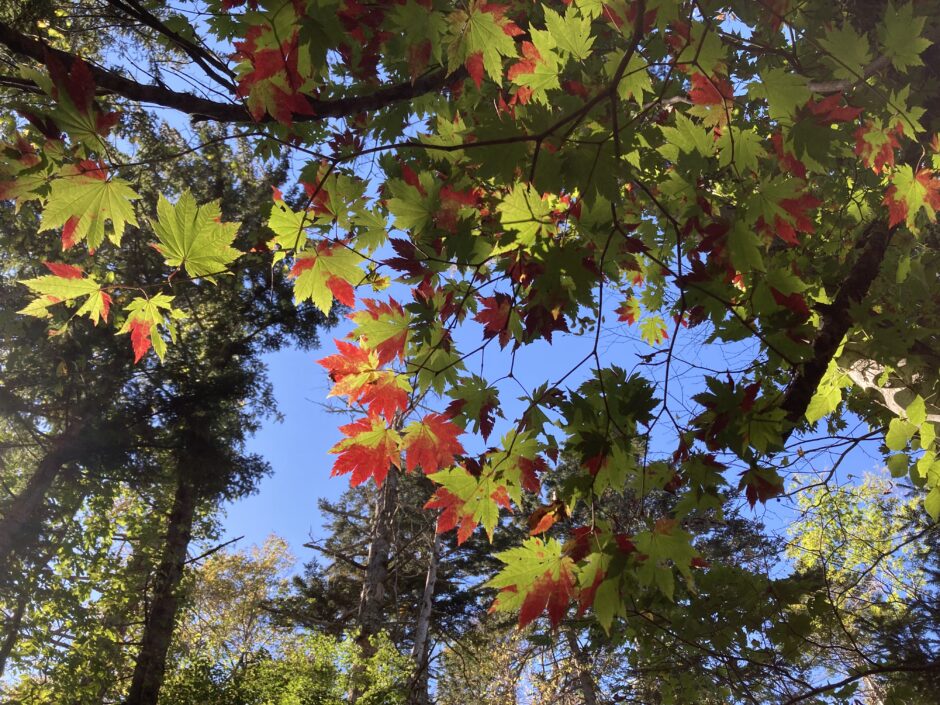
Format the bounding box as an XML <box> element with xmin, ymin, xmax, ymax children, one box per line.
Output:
<box><xmin>327</xmin><ymin>276</ymin><xmax>356</xmax><ymax>307</ymax></box>
<box><xmin>917</xmin><ymin>168</ymin><xmax>940</xmax><ymax>211</ymax></box>
<box><xmin>402</xmin><ymin>413</ymin><xmax>465</xmax><ymax>474</ymax></box>
<box><xmin>518</xmin><ymin>564</ymin><xmax>577</xmax><ymax>629</ymax></box>
<box><xmin>475</xmin><ymin>293</ymin><xmax>514</xmax><ymax>348</ymax></box>
<box><xmin>689</xmin><ymin>73</ymin><xmax>733</xmax><ymax>105</ymax></box>
<box><xmin>61</xmin><ymin>216</ymin><xmax>80</xmax><ymax>250</ymax></box>
<box><xmin>739</xmin><ymin>469</ymin><xmax>784</xmax><ymax>508</ymax></box>
<box><xmin>882</xmin><ymin>184</ymin><xmax>908</xmax><ymax>228</ymax></box>
<box><xmin>771</xmin><ymin>132</ymin><xmax>807</xmax><ymax>179</ymax></box>
<box><xmin>507</xmin><ymin>41</ymin><xmax>542</xmax><ymax>83</ymax></box>
<box><xmin>770</xmin><ymin>289</ymin><xmax>810</xmax><ymax>320</ymax></box>
<box><xmin>99</xmin><ymin>292</ymin><xmax>112</xmax><ymax>323</ymax></box>
<box><xmin>466</xmin><ymin>51</ymin><xmax>485</xmax><ymax>89</ymax></box>
<box><xmin>352</xmin><ymin>298</ymin><xmax>409</xmax><ymax>364</ymax></box>
<box><xmin>330</xmin><ymin>417</ymin><xmax>401</xmax><ymax>487</ymax></box>
<box><xmin>518</xmin><ymin>455</ymin><xmax>548</xmax><ymax>493</ymax></box>
<box><xmin>854</xmin><ymin>121</ymin><xmax>903</xmax><ymax>174</ymax></box>
<box><xmin>425</xmin><ymin>488</ymin><xmax>462</xmax><ymax>532</ymax></box>
<box><xmin>806</xmin><ymin>93</ymin><xmax>862</xmax><ymax>124</ymax></box>
<box><xmin>44</xmin><ymin>261</ymin><xmax>84</xmax><ymax>279</ymax></box>
<box><xmin>318</xmin><ymin>340</ymin><xmax>408</xmax><ymax>422</ymax></box>
<box><xmin>128</xmin><ymin>318</ymin><xmax>152</xmax><ymax>363</ymax></box>
<box><xmin>615</xmin><ymin>297</ymin><xmax>640</xmax><ymax>324</ymax></box>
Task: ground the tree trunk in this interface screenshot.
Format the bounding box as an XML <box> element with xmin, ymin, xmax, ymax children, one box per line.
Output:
<box><xmin>124</xmin><ymin>470</ymin><xmax>196</xmax><ymax>705</ymax></box>
<box><xmin>350</xmin><ymin>467</ymin><xmax>399</xmax><ymax>702</ymax></box>
<box><xmin>0</xmin><ymin>434</ymin><xmax>78</xmax><ymax>566</ymax></box>
<box><xmin>565</xmin><ymin>629</ymin><xmax>600</xmax><ymax>705</ymax></box>
<box><xmin>0</xmin><ymin>591</ymin><xmax>27</xmax><ymax>678</ymax></box>
<box><xmin>410</xmin><ymin>531</ymin><xmax>441</xmax><ymax>705</ymax></box>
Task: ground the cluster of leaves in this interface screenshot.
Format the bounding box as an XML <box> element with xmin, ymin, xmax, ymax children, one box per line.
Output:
<box><xmin>3</xmin><ymin>0</ymin><xmax>940</xmax><ymax>646</ymax></box>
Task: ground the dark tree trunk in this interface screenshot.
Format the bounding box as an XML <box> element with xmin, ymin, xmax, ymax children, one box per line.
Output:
<box><xmin>0</xmin><ymin>591</ymin><xmax>27</xmax><ymax>678</ymax></box>
<box><xmin>409</xmin><ymin>531</ymin><xmax>441</xmax><ymax>705</ymax></box>
<box><xmin>350</xmin><ymin>467</ymin><xmax>399</xmax><ymax>702</ymax></box>
<box><xmin>565</xmin><ymin>629</ymin><xmax>600</xmax><ymax>705</ymax></box>
<box><xmin>0</xmin><ymin>431</ymin><xmax>84</xmax><ymax>567</ymax></box>
<box><xmin>124</xmin><ymin>470</ymin><xmax>196</xmax><ymax>705</ymax></box>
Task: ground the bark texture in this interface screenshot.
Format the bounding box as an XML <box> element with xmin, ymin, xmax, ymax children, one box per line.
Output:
<box><xmin>0</xmin><ymin>432</ymin><xmax>81</xmax><ymax>566</ymax></box>
<box><xmin>410</xmin><ymin>532</ymin><xmax>441</xmax><ymax>705</ymax></box>
<box><xmin>350</xmin><ymin>467</ymin><xmax>399</xmax><ymax>703</ymax></box>
<box><xmin>780</xmin><ymin>220</ymin><xmax>893</xmax><ymax>426</ymax></box>
<box><xmin>124</xmin><ymin>471</ymin><xmax>197</xmax><ymax>705</ymax></box>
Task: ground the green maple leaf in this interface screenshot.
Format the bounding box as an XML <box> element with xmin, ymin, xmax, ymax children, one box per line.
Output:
<box><xmin>511</xmin><ymin>30</ymin><xmax>560</xmax><ymax>103</ymax></box>
<box><xmin>152</xmin><ymin>191</ymin><xmax>241</xmax><ymax>280</ymax></box>
<box><xmin>880</xmin><ymin>3</ymin><xmax>931</xmax><ymax>71</ymax></box>
<box><xmin>613</xmin><ymin>53</ymin><xmax>652</xmax><ymax>104</ymax></box>
<box><xmin>291</xmin><ymin>245</ymin><xmax>364</xmax><ymax>314</ymax></box>
<box><xmin>497</xmin><ymin>183</ymin><xmax>555</xmax><ymax>248</ymax></box>
<box><xmin>486</xmin><ymin>536</ymin><xmax>573</xmax><ymax>603</ymax></box>
<box><xmin>543</xmin><ymin>6</ymin><xmax>593</xmax><ymax>62</ymax></box>
<box><xmin>119</xmin><ymin>293</ymin><xmax>184</xmax><ymax>361</ymax></box>
<box><xmin>40</xmin><ymin>172</ymin><xmax>139</xmax><ymax>249</ymax></box>
<box><xmin>20</xmin><ymin>267</ymin><xmax>110</xmax><ymax>325</ymax></box>
<box><xmin>633</xmin><ymin>523</ymin><xmax>698</xmax><ymax>601</ymax></box>
<box><xmin>268</xmin><ymin>199</ymin><xmax>312</xmax><ymax>252</ymax></box>
<box><xmin>386</xmin><ymin>176</ymin><xmax>438</xmax><ymax>234</ymax></box>
<box><xmin>640</xmin><ymin>315</ymin><xmax>668</xmax><ymax>346</ymax></box>
<box><xmin>728</xmin><ymin>221</ymin><xmax>765</xmax><ymax>273</ymax></box>
<box><xmin>748</xmin><ymin>69</ymin><xmax>810</xmax><ymax>121</ymax></box>
<box><xmin>819</xmin><ymin>23</ymin><xmax>872</xmax><ymax>81</ymax></box>
<box><xmin>447</xmin><ymin>4</ymin><xmax>517</xmax><ymax>84</ymax></box>
<box><xmin>659</xmin><ymin>112</ymin><xmax>714</xmax><ymax>159</ymax></box>
<box><xmin>430</xmin><ymin>466</ymin><xmax>502</xmax><ymax>540</ymax></box>
<box><xmin>718</xmin><ymin>127</ymin><xmax>766</xmax><ymax>174</ymax></box>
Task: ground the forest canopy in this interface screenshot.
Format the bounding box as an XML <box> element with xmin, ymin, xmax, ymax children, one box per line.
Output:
<box><xmin>1</xmin><ymin>0</ymin><xmax>939</xmax><ymax>703</ymax></box>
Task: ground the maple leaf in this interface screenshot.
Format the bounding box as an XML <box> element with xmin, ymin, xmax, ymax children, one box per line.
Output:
<box><xmin>774</xmin><ymin>192</ymin><xmax>821</xmax><ymax>245</ymax></box>
<box><xmin>330</xmin><ymin>416</ymin><xmax>402</xmax><ymax>487</ymax></box>
<box><xmin>39</xmin><ymin>163</ymin><xmax>140</xmax><ymax>249</ymax></box>
<box><xmin>446</xmin><ymin>375</ymin><xmax>502</xmax><ymax>441</ymax></box>
<box><xmin>426</xmin><ymin>465</ymin><xmax>506</xmax><ymax>542</ymax></box>
<box><xmin>771</xmin><ymin>132</ymin><xmax>807</xmax><ymax>179</ymax></box>
<box><xmin>402</xmin><ymin>413</ymin><xmax>465</xmax><ymax>474</ymax></box>
<box><xmin>639</xmin><ymin>315</ymin><xmax>668</xmax><ymax>346</ymax></box>
<box><xmin>739</xmin><ymin>467</ymin><xmax>784</xmax><ymax>508</ymax></box>
<box><xmin>615</xmin><ymin>296</ymin><xmax>641</xmax><ymax>325</ymax></box>
<box><xmin>805</xmin><ymin>93</ymin><xmax>862</xmax><ymax>124</ymax></box>
<box><xmin>118</xmin><ymin>294</ymin><xmax>181</xmax><ymax>362</ymax></box>
<box><xmin>349</xmin><ymin>298</ymin><xmax>410</xmax><ymax>364</ymax></box>
<box><xmin>475</xmin><ymin>293</ymin><xmax>515</xmax><ymax>348</ymax></box>
<box><xmin>446</xmin><ymin>0</ymin><xmax>519</xmax><ymax>87</ymax></box>
<box><xmin>43</xmin><ymin>261</ymin><xmax>84</xmax><ymax>279</ymax></box>
<box><xmin>425</xmin><ymin>488</ymin><xmax>478</xmax><ymax>543</ymax></box>
<box><xmin>487</xmin><ymin>537</ymin><xmax>577</xmax><ymax>628</ymax></box>
<box><xmin>689</xmin><ymin>73</ymin><xmax>733</xmax><ymax>105</ymax></box>
<box><xmin>466</xmin><ymin>51</ymin><xmax>485</xmax><ymax>89</ymax></box>
<box><xmin>290</xmin><ymin>242</ymin><xmax>364</xmax><ymax>315</ymax></box>
<box><xmin>883</xmin><ymin>166</ymin><xmax>940</xmax><ymax>228</ymax></box>
<box><xmin>20</xmin><ymin>263</ymin><xmax>111</xmax><ymax>325</ymax></box>
<box><xmin>854</xmin><ymin>121</ymin><xmax>903</xmax><ymax>174</ymax></box>
<box><xmin>40</xmin><ymin>54</ymin><xmax>120</xmax><ymax>142</ymax></box>
<box><xmin>151</xmin><ymin>191</ymin><xmax>241</xmax><ymax>280</ymax></box>
<box><xmin>318</xmin><ymin>339</ymin><xmax>411</xmax><ymax>422</ymax></box>
<box><xmin>528</xmin><ymin>500</ymin><xmax>567</xmax><ymax>536</ymax></box>
<box><xmin>127</xmin><ymin>317</ymin><xmax>152</xmax><ymax>363</ymax></box>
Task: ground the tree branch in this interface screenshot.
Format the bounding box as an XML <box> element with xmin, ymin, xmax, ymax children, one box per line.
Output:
<box><xmin>780</xmin><ymin>219</ymin><xmax>894</xmax><ymax>425</ymax></box>
<box><xmin>0</xmin><ymin>20</ymin><xmax>457</xmax><ymax>124</ymax></box>
<box><xmin>781</xmin><ymin>660</ymin><xmax>940</xmax><ymax>705</ymax></box>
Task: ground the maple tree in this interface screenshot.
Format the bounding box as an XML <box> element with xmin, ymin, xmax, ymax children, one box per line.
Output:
<box><xmin>3</xmin><ymin>0</ymin><xmax>940</xmax><ymax>702</ymax></box>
